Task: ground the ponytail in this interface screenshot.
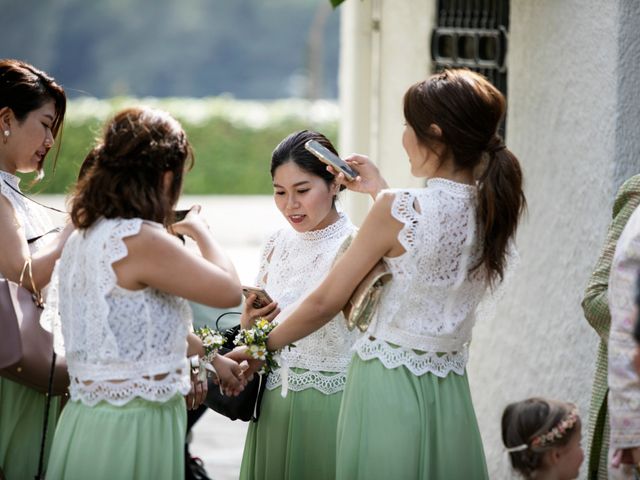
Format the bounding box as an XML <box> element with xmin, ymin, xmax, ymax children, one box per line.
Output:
<box><xmin>476</xmin><ymin>143</ymin><xmax>526</xmax><ymax>285</ymax></box>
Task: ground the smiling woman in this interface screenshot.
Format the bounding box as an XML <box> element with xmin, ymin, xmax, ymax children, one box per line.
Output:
<box><xmin>0</xmin><ymin>58</ymin><xmax>69</xmax><ymax>480</ymax></box>
<box><xmin>238</xmin><ymin>130</ymin><xmax>358</xmax><ymax>480</ymax></box>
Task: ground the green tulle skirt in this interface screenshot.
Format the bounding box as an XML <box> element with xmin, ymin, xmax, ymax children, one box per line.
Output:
<box><xmin>46</xmin><ymin>394</ymin><xmax>186</xmax><ymax>480</ymax></box>
<box><xmin>336</xmin><ymin>354</ymin><xmax>489</xmax><ymax>480</ymax></box>
<box><xmin>240</xmin><ymin>372</ymin><xmax>344</xmax><ymax>480</ymax></box>
<box><xmin>0</xmin><ymin>377</ymin><xmax>61</xmax><ymax>480</ymax></box>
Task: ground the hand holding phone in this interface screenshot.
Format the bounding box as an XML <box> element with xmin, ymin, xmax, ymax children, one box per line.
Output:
<box><xmin>242</xmin><ymin>286</ymin><xmax>274</xmax><ymax>309</ymax></box>
<box><xmin>304</xmin><ymin>140</ymin><xmax>358</xmax><ymax>182</ymax></box>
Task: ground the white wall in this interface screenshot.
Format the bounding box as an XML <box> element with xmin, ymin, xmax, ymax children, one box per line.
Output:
<box><xmin>468</xmin><ymin>1</ymin><xmax>640</xmax><ymax>477</ymax></box>
<box><xmin>339</xmin><ymin>0</ymin><xmax>640</xmax><ymax>478</ymax></box>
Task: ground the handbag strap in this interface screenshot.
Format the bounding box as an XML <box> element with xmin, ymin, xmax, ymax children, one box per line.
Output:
<box><xmin>2</xmin><ymin>179</ymin><xmax>67</xmax><ymax>214</ymax></box>
<box><xmin>19</xmin><ymin>259</ymin><xmax>43</xmax><ymax>306</ymax></box>
<box><xmin>35</xmin><ymin>351</ymin><xmax>57</xmax><ymax>480</ymax></box>
<box><xmin>2</xmin><ymin>179</ymin><xmax>67</xmax><ymax>244</ymax></box>
<box><xmin>215</xmin><ymin>311</ymin><xmax>242</xmax><ymax>331</ymax></box>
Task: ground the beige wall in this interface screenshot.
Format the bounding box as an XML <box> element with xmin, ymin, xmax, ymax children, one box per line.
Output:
<box><xmin>339</xmin><ymin>1</ymin><xmax>640</xmax><ymax>478</ymax></box>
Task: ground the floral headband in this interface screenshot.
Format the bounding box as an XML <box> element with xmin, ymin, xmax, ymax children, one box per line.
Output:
<box><xmin>505</xmin><ymin>406</ymin><xmax>579</xmax><ymax>453</ymax></box>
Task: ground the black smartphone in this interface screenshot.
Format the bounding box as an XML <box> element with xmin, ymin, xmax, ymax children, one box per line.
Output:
<box><xmin>304</xmin><ymin>140</ymin><xmax>358</xmax><ymax>182</ymax></box>
<box><xmin>173</xmin><ymin>209</ymin><xmax>190</xmax><ymax>222</ymax></box>
<box><xmin>242</xmin><ymin>286</ymin><xmax>274</xmax><ymax>309</ymax></box>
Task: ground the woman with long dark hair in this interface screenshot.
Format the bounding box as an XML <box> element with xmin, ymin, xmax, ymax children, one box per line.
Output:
<box><xmin>250</xmin><ymin>69</ymin><xmax>526</xmax><ymax>478</ymax></box>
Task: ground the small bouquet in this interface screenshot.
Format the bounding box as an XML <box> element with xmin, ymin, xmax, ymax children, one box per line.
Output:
<box><xmin>194</xmin><ymin>325</ymin><xmax>226</xmax><ymax>363</ymax></box>
<box><xmin>233</xmin><ymin>318</ymin><xmax>283</xmax><ymax>374</ymax></box>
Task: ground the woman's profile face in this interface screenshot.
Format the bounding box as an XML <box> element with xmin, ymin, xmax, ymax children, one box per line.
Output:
<box><xmin>272</xmin><ymin>160</ymin><xmax>339</xmax><ymax>233</ymax></box>
<box><xmin>5</xmin><ymin>101</ymin><xmax>56</xmax><ymax>174</ymax></box>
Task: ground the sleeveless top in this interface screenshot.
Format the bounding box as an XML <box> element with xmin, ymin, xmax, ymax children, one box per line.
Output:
<box><xmin>259</xmin><ymin>213</ymin><xmax>359</xmax><ymax>394</ymax></box>
<box><xmin>0</xmin><ymin>170</ymin><xmax>53</xmax><ymax>258</ymax></box>
<box><xmin>355</xmin><ymin>180</ymin><xmax>489</xmax><ymax>377</ymax></box>
<box><xmin>42</xmin><ymin>218</ymin><xmax>192</xmax><ymax>406</ymax></box>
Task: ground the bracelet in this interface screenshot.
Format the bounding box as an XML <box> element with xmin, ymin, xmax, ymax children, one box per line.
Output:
<box><xmin>233</xmin><ymin>318</ymin><xmax>286</xmax><ymax>374</ymax></box>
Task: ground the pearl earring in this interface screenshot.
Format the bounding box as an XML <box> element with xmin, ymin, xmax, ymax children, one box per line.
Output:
<box><xmin>2</xmin><ymin>130</ymin><xmax>8</xmax><ymax>144</ymax></box>
<box><xmin>3</xmin><ymin>130</ymin><xmax>8</xmax><ymax>137</ymax></box>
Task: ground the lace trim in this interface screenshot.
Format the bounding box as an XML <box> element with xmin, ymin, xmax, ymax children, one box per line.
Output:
<box><xmin>426</xmin><ymin>178</ymin><xmax>477</xmax><ymax>197</ymax></box>
<box><xmin>354</xmin><ymin>337</ymin><xmax>468</xmax><ymax>378</ymax></box>
<box><xmin>266</xmin><ymin>368</ymin><xmax>347</xmax><ymax>395</ymax></box>
<box><xmin>69</xmin><ymin>371</ymin><xmax>192</xmax><ymax>406</ymax></box>
<box><xmin>297</xmin><ymin>212</ymin><xmax>349</xmax><ymax>242</ymax></box>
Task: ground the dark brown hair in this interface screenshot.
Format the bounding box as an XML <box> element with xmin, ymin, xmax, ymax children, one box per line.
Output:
<box><xmin>71</xmin><ymin>107</ymin><xmax>193</xmax><ymax>229</ymax></box>
<box><xmin>0</xmin><ymin>59</ymin><xmax>67</xmax><ymax>176</ymax></box>
<box><xmin>403</xmin><ymin>68</ymin><xmax>526</xmax><ymax>284</ymax></box>
<box><xmin>502</xmin><ymin>398</ymin><xmax>580</xmax><ymax>478</ymax></box>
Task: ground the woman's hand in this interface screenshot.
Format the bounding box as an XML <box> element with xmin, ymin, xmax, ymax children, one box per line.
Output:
<box><xmin>170</xmin><ymin>205</ymin><xmax>209</xmax><ymax>240</ymax></box>
<box><xmin>211</xmin><ymin>353</ymin><xmax>247</xmax><ymax>396</ymax></box>
<box><xmin>611</xmin><ymin>446</ymin><xmax>640</xmax><ymax>467</ymax></box>
<box><xmin>240</xmin><ymin>295</ymin><xmax>280</xmax><ymax>329</ymax></box>
<box><xmin>225</xmin><ymin>347</ymin><xmax>264</xmax><ymax>381</ymax></box>
<box><xmin>327</xmin><ymin>154</ymin><xmax>389</xmax><ymax>199</ymax></box>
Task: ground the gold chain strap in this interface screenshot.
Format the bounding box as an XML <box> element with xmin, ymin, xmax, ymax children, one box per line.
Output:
<box><xmin>19</xmin><ymin>258</ymin><xmax>43</xmax><ymax>307</ymax></box>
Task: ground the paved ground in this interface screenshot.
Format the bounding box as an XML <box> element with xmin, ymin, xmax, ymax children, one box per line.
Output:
<box><xmin>42</xmin><ymin>194</ymin><xmax>285</xmax><ymax>480</ymax></box>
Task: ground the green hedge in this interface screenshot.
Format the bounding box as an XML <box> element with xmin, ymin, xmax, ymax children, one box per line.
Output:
<box><xmin>24</xmin><ymin>97</ymin><xmax>339</xmax><ymax>195</ymax></box>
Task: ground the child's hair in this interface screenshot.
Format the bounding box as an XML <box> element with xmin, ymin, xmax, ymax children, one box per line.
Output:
<box><xmin>501</xmin><ymin>398</ymin><xmax>580</xmax><ymax>478</ymax></box>
<box><xmin>403</xmin><ymin>68</ymin><xmax>526</xmax><ymax>285</ymax></box>
<box><xmin>70</xmin><ymin>106</ymin><xmax>193</xmax><ymax>229</ymax></box>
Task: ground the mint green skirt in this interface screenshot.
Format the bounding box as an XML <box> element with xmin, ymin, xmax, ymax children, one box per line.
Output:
<box><xmin>46</xmin><ymin>394</ymin><xmax>186</xmax><ymax>480</ymax></box>
<box><xmin>336</xmin><ymin>355</ymin><xmax>489</xmax><ymax>480</ymax></box>
<box><xmin>0</xmin><ymin>377</ymin><xmax>61</xmax><ymax>480</ymax></box>
<box><xmin>240</xmin><ymin>371</ymin><xmax>344</xmax><ymax>480</ymax></box>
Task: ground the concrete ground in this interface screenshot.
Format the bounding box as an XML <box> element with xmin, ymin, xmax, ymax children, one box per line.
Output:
<box><xmin>179</xmin><ymin>195</ymin><xmax>285</xmax><ymax>480</ymax></box>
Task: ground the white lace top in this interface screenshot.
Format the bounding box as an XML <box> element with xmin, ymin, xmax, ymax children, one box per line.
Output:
<box><xmin>0</xmin><ymin>170</ymin><xmax>53</xmax><ymax>257</ymax></box>
<box><xmin>42</xmin><ymin>218</ymin><xmax>192</xmax><ymax>406</ymax></box>
<box><xmin>355</xmin><ymin>180</ymin><xmax>488</xmax><ymax>377</ymax></box>
<box><xmin>260</xmin><ymin>213</ymin><xmax>359</xmax><ymax>394</ymax></box>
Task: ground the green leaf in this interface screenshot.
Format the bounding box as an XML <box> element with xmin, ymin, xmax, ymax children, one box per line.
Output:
<box><xmin>330</xmin><ymin>0</ymin><xmax>347</xmax><ymax>8</ymax></box>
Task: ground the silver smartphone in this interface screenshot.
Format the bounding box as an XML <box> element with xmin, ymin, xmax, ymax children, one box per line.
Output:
<box><xmin>304</xmin><ymin>140</ymin><xmax>358</xmax><ymax>182</ymax></box>
<box><xmin>242</xmin><ymin>286</ymin><xmax>274</xmax><ymax>309</ymax></box>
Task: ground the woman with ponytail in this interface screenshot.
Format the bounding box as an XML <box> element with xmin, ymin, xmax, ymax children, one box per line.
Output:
<box><xmin>236</xmin><ymin>68</ymin><xmax>526</xmax><ymax>478</ymax></box>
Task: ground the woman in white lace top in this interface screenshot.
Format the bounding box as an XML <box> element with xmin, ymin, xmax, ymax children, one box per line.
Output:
<box><xmin>0</xmin><ymin>59</ymin><xmax>70</xmax><ymax>480</ymax></box>
<box><xmin>239</xmin><ymin>130</ymin><xmax>358</xmax><ymax>480</ymax></box>
<box><xmin>44</xmin><ymin>107</ymin><xmax>245</xmax><ymax>480</ymax></box>
<box><xmin>260</xmin><ymin>70</ymin><xmax>527</xmax><ymax>479</ymax></box>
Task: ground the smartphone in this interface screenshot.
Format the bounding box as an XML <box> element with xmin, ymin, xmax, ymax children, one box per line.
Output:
<box><xmin>173</xmin><ymin>209</ymin><xmax>190</xmax><ymax>222</ymax></box>
<box><xmin>304</xmin><ymin>139</ymin><xmax>358</xmax><ymax>182</ymax></box>
<box><xmin>242</xmin><ymin>286</ymin><xmax>274</xmax><ymax>309</ymax></box>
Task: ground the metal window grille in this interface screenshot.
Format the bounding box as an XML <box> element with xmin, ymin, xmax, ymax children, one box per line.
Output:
<box><xmin>430</xmin><ymin>0</ymin><xmax>509</xmax><ymax>97</ymax></box>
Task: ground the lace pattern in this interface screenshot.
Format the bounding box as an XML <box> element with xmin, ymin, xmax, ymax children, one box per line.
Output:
<box><xmin>359</xmin><ymin>182</ymin><xmax>488</xmax><ymax>377</ymax></box>
<box><xmin>260</xmin><ymin>213</ymin><xmax>359</xmax><ymax>394</ymax></box>
<box><xmin>0</xmin><ymin>171</ymin><xmax>53</xmax><ymax>255</ymax></box>
<box><xmin>43</xmin><ymin>218</ymin><xmax>192</xmax><ymax>406</ymax></box>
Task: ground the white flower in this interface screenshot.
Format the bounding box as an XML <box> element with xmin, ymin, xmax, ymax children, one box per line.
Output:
<box><xmin>203</xmin><ymin>335</ymin><xmax>215</xmax><ymax>347</ymax></box>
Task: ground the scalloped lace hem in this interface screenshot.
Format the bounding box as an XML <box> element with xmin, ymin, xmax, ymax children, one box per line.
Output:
<box><xmin>69</xmin><ymin>375</ymin><xmax>191</xmax><ymax>407</ymax></box>
<box><xmin>266</xmin><ymin>368</ymin><xmax>347</xmax><ymax>395</ymax></box>
<box><xmin>354</xmin><ymin>337</ymin><xmax>467</xmax><ymax>378</ymax></box>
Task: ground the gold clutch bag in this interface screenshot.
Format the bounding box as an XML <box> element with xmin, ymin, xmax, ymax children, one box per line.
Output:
<box><xmin>334</xmin><ymin>235</ymin><xmax>392</xmax><ymax>332</ymax></box>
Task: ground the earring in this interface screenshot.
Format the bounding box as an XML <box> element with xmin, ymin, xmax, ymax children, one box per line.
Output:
<box><xmin>2</xmin><ymin>130</ymin><xmax>8</xmax><ymax>145</ymax></box>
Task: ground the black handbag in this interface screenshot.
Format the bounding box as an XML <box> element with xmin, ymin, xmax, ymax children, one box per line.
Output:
<box><xmin>203</xmin><ymin>313</ymin><xmax>267</xmax><ymax>422</ymax></box>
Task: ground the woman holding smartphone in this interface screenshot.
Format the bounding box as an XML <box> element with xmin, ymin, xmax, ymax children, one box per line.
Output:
<box><xmin>239</xmin><ymin>130</ymin><xmax>358</xmax><ymax>480</ymax></box>
<box><xmin>254</xmin><ymin>69</ymin><xmax>526</xmax><ymax>478</ymax></box>
<box><xmin>43</xmin><ymin>107</ymin><xmax>245</xmax><ymax>479</ymax></box>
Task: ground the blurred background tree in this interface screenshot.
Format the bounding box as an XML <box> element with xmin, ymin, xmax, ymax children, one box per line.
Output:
<box><xmin>0</xmin><ymin>0</ymin><xmax>340</xmax><ymax>194</ymax></box>
<box><xmin>1</xmin><ymin>0</ymin><xmax>339</xmax><ymax>99</ymax></box>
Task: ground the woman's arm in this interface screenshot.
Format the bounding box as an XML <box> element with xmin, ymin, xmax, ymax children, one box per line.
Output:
<box><xmin>114</xmin><ymin>215</ymin><xmax>242</xmax><ymax>308</ymax></box>
<box><xmin>582</xmin><ymin>175</ymin><xmax>640</xmax><ymax>341</ymax></box>
<box><xmin>266</xmin><ymin>191</ymin><xmax>403</xmax><ymax>351</ymax></box>
<box><xmin>0</xmin><ymin>194</ymin><xmax>72</xmax><ymax>290</ymax></box>
<box><xmin>330</xmin><ymin>154</ymin><xmax>389</xmax><ymax>200</ymax></box>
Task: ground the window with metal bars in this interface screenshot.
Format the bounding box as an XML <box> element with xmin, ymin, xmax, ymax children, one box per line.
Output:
<box><xmin>430</xmin><ymin>0</ymin><xmax>509</xmax><ymax>97</ymax></box>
